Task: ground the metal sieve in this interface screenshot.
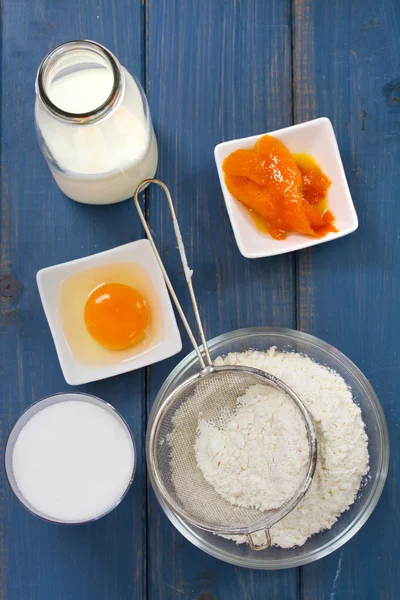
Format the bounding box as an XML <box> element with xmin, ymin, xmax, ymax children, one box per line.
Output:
<box><xmin>134</xmin><ymin>179</ymin><xmax>317</xmax><ymax>550</ymax></box>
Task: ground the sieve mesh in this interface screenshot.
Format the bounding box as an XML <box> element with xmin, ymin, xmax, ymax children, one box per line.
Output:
<box><xmin>150</xmin><ymin>366</ymin><xmax>317</xmax><ymax>535</ymax></box>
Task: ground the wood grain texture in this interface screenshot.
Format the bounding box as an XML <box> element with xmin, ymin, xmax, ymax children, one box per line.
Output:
<box><xmin>146</xmin><ymin>1</ymin><xmax>298</xmax><ymax>598</ymax></box>
<box><xmin>1</xmin><ymin>1</ymin><xmax>147</xmax><ymax>599</ymax></box>
<box><xmin>1</xmin><ymin>0</ymin><xmax>399</xmax><ymax>598</ymax></box>
<box><xmin>294</xmin><ymin>0</ymin><xmax>400</xmax><ymax>598</ymax></box>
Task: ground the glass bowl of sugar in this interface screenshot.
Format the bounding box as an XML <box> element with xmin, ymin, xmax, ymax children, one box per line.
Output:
<box><xmin>5</xmin><ymin>392</ymin><xmax>136</xmax><ymax>524</ymax></box>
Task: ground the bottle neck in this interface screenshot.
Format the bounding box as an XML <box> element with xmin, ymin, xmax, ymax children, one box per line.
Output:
<box><xmin>36</xmin><ymin>40</ymin><xmax>123</xmax><ymax>125</ymax></box>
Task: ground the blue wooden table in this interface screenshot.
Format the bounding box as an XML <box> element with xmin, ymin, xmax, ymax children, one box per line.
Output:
<box><xmin>1</xmin><ymin>0</ymin><xmax>399</xmax><ymax>598</ymax></box>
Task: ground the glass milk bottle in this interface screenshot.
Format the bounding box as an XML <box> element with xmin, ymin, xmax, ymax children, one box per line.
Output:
<box><xmin>35</xmin><ymin>40</ymin><xmax>158</xmax><ymax>205</ymax></box>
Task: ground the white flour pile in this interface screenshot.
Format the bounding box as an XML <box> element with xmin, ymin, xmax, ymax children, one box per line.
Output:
<box><xmin>169</xmin><ymin>348</ymin><xmax>369</xmax><ymax>549</ymax></box>
<box><xmin>195</xmin><ymin>384</ymin><xmax>309</xmax><ymax>511</ymax></box>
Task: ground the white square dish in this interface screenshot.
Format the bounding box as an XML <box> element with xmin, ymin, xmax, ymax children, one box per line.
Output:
<box><xmin>214</xmin><ymin>117</ymin><xmax>358</xmax><ymax>258</ymax></box>
<box><xmin>37</xmin><ymin>240</ymin><xmax>182</xmax><ymax>385</ymax></box>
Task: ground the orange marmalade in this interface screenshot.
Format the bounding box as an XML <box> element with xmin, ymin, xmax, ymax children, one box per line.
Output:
<box><xmin>222</xmin><ymin>135</ymin><xmax>337</xmax><ymax>240</ymax></box>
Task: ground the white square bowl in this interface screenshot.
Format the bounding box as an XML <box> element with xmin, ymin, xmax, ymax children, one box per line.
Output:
<box><xmin>214</xmin><ymin>117</ymin><xmax>358</xmax><ymax>258</ymax></box>
<box><xmin>37</xmin><ymin>240</ymin><xmax>182</xmax><ymax>385</ymax></box>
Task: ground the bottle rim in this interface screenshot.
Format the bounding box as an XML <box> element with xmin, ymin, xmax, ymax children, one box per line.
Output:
<box><xmin>36</xmin><ymin>40</ymin><xmax>122</xmax><ymax>124</ymax></box>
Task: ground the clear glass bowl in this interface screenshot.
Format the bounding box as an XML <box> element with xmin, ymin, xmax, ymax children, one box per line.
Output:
<box><xmin>147</xmin><ymin>327</ymin><xmax>389</xmax><ymax>569</ymax></box>
<box><xmin>5</xmin><ymin>392</ymin><xmax>136</xmax><ymax>524</ymax></box>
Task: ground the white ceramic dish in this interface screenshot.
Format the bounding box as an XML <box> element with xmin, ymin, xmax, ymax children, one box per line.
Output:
<box><xmin>37</xmin><ymin>240</ymin><xmax>182</xmax><ymax>385</ymax></box>
<box><xmin>214</xmin><ymin>117</ymin><xmax>358</xmax><ymax>258</ymax></box>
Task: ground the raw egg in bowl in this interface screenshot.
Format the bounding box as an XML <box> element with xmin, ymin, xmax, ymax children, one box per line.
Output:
<box><xmin>37</xmin><ymin>240</ymin><xmax>182</xmax><ymax>385</ymax></box>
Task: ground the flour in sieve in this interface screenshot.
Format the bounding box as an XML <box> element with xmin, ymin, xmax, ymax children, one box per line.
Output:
<box><xmin>212</xmin><ymin>348</ymin><xmax>370</xmax><ymax>548</ymax></box>
<box><xmin>169</xmin><ymin>347</ymin><xmax>369</xmax><ymax>548</ymax></box>
<box><xmin>194</xmin><ymin>384</ymin><xmax>309</xmax><ymax>511</ymax></box>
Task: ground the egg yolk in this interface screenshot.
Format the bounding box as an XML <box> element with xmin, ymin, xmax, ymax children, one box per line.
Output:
<box><xmin>84</xmin><ymin>283</ymin><xmax>150</xmax><ymax>350</ymax></box>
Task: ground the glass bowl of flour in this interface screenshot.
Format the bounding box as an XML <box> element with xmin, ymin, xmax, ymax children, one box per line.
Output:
<box><xmin>147</xmin><ymin>327</ymin><xmax>389</xmax><ymax>569</ymax></box>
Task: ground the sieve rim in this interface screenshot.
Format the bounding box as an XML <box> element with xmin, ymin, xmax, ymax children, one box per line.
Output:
<box><xmin>147</xmin><ymin>363</ymin><xmax>317</xmax><ymax>536</ymax></box>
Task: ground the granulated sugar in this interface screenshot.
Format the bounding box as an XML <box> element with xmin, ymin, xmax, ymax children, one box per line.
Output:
<box><xmin>211</xmin><ymin>348</ymin><xmax>370</xmax><ymax>548</ymax></box>
<box><xmin>12</xmin><ymin>400</ymin><xmax>134</xmax><ymax>522</ymax></box>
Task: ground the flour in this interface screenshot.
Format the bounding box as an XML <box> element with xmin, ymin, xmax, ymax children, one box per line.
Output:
<box><xmin>210</xmin><ymin>348</ymin><xmax>370</xmax><ymax>548</ymax></box>
<box><xmin>169</xmin><ymin>347</ymin><xmax>369</xmax><ymax>549</ymax></box>
<box><xmin>195</xmin><ymin>385</ymin><xmax>309</xmax><ymax>511</ymax></box>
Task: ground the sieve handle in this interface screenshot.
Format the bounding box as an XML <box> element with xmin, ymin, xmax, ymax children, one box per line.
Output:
<box><xmin>246</xmin><ymin>530</ymin><xmax>271</xmax><ymax>551</ymax></box>
<box><xmin>134</xmin><ymin>179</ymin><xmax>212</xmax><ymax>369</ymax></box>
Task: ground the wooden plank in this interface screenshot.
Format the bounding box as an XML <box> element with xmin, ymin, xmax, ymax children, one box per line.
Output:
<box><xmin>146</xmin><ymin>0</ymin><xmax>298</xmax><ymax>597</ymax></box>
<box><xmin>0</xmin><ymin>2</ymin><xmax>147</xmax><ymax>599</ymax></box>
<box><xmin>293</xmin><ymin>0</ymin><xmax>400</xmax><ymax>598</ymax></box>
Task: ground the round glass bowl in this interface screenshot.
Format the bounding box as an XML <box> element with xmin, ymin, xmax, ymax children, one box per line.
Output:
<box><xmin>147</xmin><ymin>327</ymin><xmax>389</xmax><ymax>569</ymax></box>
<box><xmin>5</xmin><ymin>392</ymin><xmax>136</xmax><ymax>524</ymax></box>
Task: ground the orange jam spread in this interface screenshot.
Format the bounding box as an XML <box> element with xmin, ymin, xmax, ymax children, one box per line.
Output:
<box><xmin>222</xmin><ymin>135</ymin><xmax>337</xmax><ymax>240</ymax></box>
